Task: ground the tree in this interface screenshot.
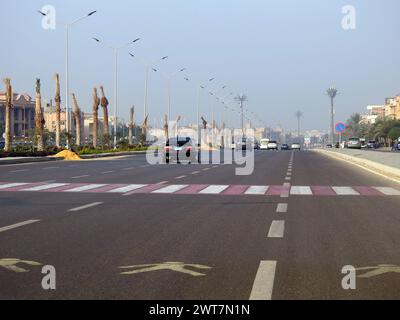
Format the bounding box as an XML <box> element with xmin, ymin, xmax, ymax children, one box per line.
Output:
<box><xmin>54</xmin><ymin>73</ymin><xmax>61</xmax><ymax>147</ymax></box>
<box><xmin>388</xmin><ymin>127</ymin><xmax>400</xmax><ymax>141</ymax></box>
<box><xmin>3</xmin><ymin>78</ymin><xmax>13</xmax><ymax>152</ymax></box>
<box><xmin>99</xmin><ymin>86</ymin><xmax>110</xmax><ymax>148</ymax></box>
<box><xmin>92</xmin><ymin>88</ymin><xmax>100</xmax><ymax>148</ymax></box>
<box><xmin>71</xmin><ymin>93</ymin><xmax>82</xmax><ymax>146</ymax></box>
<box><xmin>35</xmin><ymin>79</ymin><xmax>45</xmax><ymax>151</ymax></box>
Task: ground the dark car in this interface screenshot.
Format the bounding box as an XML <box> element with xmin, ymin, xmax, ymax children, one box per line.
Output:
<box><xmin>164</xmin><ymin>137</ymin><xmax>196</xmax><ymax>164</ymax></box>
<box><xmin>281</xmin><ymin>143</ymin><xmax>289</xmax><ymax>150</ymax></box>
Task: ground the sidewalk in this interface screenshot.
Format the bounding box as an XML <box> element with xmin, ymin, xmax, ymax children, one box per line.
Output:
<box><xmin>313</xmin><ymin>148</ymin><xmax>400</xmax><ymax>184</ymax></box>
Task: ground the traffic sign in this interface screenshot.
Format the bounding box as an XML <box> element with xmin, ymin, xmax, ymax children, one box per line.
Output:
<box><xmin>335</xmin><ymin>122</ymin><xmax>346</xmax><ymax>133</ymax></box>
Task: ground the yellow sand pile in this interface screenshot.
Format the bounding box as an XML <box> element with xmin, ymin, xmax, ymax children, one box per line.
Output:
<box><xmin>53</xmin><ymin>150</ymin><xmax>82</xmax><ymax>160</ymax></box>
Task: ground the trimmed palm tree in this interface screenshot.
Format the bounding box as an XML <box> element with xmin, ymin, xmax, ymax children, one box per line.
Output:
<box><xmin>163</xmin><ymin>114</ymin><xmax>169</xmax><ymax>142</ymax></box>
<box><xmin>71</xmin><ymin>93</ymin><xmax>82</xmax><ymax>146</ymax></box>
<box><xmin>35</xmin><ymin>79</ymin><xmax>45</xmax><ymax>151</ymax></box>
<box><xmin>128</xmin><ymin>105</ymin><xmax>134</xmax><ymax>145</ymax></box>
<box><xmin>3</xmin><ymin>78</ymin><xmax>13</xmax><ymax>152</ymax></box>
<box><xmin>54</xmin><ymin>73</ymin><xmax>61</xmax><ymax>147</ymax></box>
<box><xmin>99</xmin><ymin>85</ymin><xmax>109</xmax><ymax>148</ymax></box>
<box><xmin>92</xmin><ymin>87</ymin><xmax>100</xmax><ymax>148</ymax></box>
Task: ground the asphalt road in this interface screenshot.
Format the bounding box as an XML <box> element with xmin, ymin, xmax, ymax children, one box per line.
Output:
<box><xmin>0</xmin><ymin>150</ymin><xmax>400</xmax><ymax>299</ymax></box>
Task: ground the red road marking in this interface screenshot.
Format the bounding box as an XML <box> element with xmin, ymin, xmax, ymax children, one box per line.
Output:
<box><xmin>311</xmin><ymin>186</ymin><xmax>336</xmax><ymax>196</ymax></box>
<box><xmin>222</xmin><ymin>185</ymin><xmax>249</xmax><ymax>195</ymax></box>
<box><xmin>175</xmin><ymin>184</ymin><xmax>209</xmax><ymax>194</ymax></box>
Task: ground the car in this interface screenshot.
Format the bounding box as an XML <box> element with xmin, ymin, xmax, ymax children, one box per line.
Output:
<box><xmin>164</xmin><ymin>137</ymin><xmax>196</xmax><ymax>164</ymax></box>
<box><xmin>367</xmin><ymin>140</ymin><xmax>376</xmax><ymax>149</ymax></box>
<box><xmin>266</xmin><ymin>140</ymin><xmax>278</xmax><ymax>150</ymax></box>
<box><xmin>326</xmin><ymin>144</ymin><xmax>333</xmax><ymax>148</ymax></box>
<box><xmin>230</xmin><ymin>141</ymin><xmax>236</xmax><ymax>149</ymax></box>
<box><xmin>259</xmin><ymin>138</ymin><xmax>269</xmax><ymax>150</ymax></box>
<box><xmin>291</xmin><ymin>143</ymin><xmax>301</xmax><ymax>150</ymax></box>
<box><xmin>281</xmin><ymin>144</ymin><xmax>289</xmax><ymax>150</ymax></box>
<box><xmin>347</xmin><ymin>137</ymin><xmax>362</xmax><ymax>149</ymax></box>
<box><xmin>236</xmin><ymin>137</ymin><xmax>251</xmax><ymax>150</ymax></box>
<box><xmin>253</xmin><ymin>140</ymin><xmax>260</xmax><ymax>150</ymax></box>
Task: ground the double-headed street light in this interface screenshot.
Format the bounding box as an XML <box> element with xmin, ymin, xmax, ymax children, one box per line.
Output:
<box><xmin>93</xmin><ymin>37</ymin><xmax>140</xmax><ymax>149</ymax></box>
<box><xmin>37</xmin><ymin>9</ymin><xmax>97</xmax><ymax>149</ymax></box>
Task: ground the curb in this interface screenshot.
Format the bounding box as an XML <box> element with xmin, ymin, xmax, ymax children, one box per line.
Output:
<box><xmin>0</xmin><ymin>156</ymin><xmax>64</xmax><ymax>166</ymax></box>
<box><xmin>312</xmin><ymin>149</ymin><xmax>400</xmax><ymax>185</ymax></box>
<box><xmin>79</xmin><ymin>151</ymin><xmax>147</xmax><ymax>159</ymax></box>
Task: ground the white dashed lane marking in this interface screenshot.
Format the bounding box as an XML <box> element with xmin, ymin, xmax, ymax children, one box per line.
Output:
<box><xmin>0</xmin><ymin>220</ymin><xmax>40</xmax><ymax>233</ymax></box>
<box><xmin>68</xmin><ymin>202</ymin><xmax>103</xmax><ymax>212</ymax></box>
<box><xmin>276</xmin><ymin>203</ymin><xmax>288</xmax><ymax>213</ymax></box>
<box><xmin>249</xmin><ymin>260</ymin><xmax>277</xmax><ymax>300</ymax></box>
<box><xmin>71</xmin><ymin>175</ymin><xmax>89</xmax><ymax>179</ymax></box>
<box><xmin>268</xmin><ymin>220</ymin><xmax>285</xmax><ymax>238</ymax></box>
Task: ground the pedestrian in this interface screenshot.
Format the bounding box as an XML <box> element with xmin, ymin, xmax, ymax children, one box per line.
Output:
<box><xmin>391</xmin><ymin>140</ymin><xmax>396</xmax><ymax>151</ymax></box>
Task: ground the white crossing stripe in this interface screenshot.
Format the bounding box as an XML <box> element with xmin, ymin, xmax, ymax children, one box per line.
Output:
<box><xmin>276</xmin><ymin>203</ymin><xmax>288</xmax><ymax>213</ymax></box>
<box><xmin>21</xmin><ymin>183</ymin><xmax>68</xmax><ymax>191</ymax></box>
<box><xmin>332</xmin><ymin>186</ymin><xmax>360</xmax><ymax>195</ymax></box>
<box><xmin>152</xmin><ymin>185</ymin><xmax>188</xmax><ymax>194</ymax></box>
<box><xmin>64</xmin><ymin>184</ymin><xmax>107</xmax><ymax>192</ymax></box>
<box><xmin>199</xmin><ymin>185</ymin><xmax>229</xmax><ymax>194</ymax></box>
<box><xmin>68</xmin><ymin>202</ymin><xmax>103</xmax><ymax>212</ymax></box>
<box><xmin>107</xmin><ymin>184</ymin><xmax>147</xmax><ymax>193</ymax></box>
<box><xmin>245</xmin><ymin>186</ymin><xmax>269</xmax><ymax>195</ymax></box>
<box><xmin>290</xmin><ymin>186</ymin><xmax>312</xmax><ymax>195</ymax></box>
<box><xmin>0</xmin><ymin>183</ymin><xmax>29</xmax><ymax>190</ymax></box>
<box><xmin>373</xmin><ymin>187</ymin><xmax>400</xmax><ymax>196</ymax></box>
<box><xmin>267</xmin><ymin>220</ymin><xmax>285</xmax><ymax>238</ymax></box>
<box><xmin>0</xmin><ymin>220</ymin><xmax>40</xmax><ymax>233</ymax></box>
<box><xmin>249</xmin><ymin>260</ymin><xmax>277</xmax><ymax>300</ymax></box>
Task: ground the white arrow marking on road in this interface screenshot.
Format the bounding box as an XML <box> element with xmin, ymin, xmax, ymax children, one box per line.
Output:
<box><xmin>199</xmin><ymin>185</ymin><xmax>229</xmax><ymax>194</ymax></box>
<box><xmin>249</xmin><ymin>260</ymin><xmax>277</xmax><ymax>300</ymax></box>
<box><xmin>152</xmin><ymin>185</ymin><xmax>188</xmax><ymax>194</ymax></box>
<box><xmin>332</xmin><ymin>186</ymin><xmax>360</xmax><ymax>195</ymax></box>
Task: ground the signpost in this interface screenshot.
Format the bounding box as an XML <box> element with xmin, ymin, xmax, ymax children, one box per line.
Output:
<box><xmin>335</xmin><ymin>122</ymin><xmax>346</xmax><ymax>146</ymax></box>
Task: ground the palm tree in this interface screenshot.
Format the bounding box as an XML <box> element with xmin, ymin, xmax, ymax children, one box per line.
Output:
<box><xmin>71</xmin><ymin>93</ymin><xmax>82</xmax><ymax>146</ymax></box>
<box><xmin>99</xmin><ymin>85</ymin><xmax>109</xmax><ymax>148</ymax></box>
<box><xmin>3</xmin><ymin>78</ymin><xmax>13</xmax><ymax>152</ymax></box>
<box><xmin>92</xmin><ymin>87</ymin><xmax>100</xmax><ymax>148</ymax></box>
<box><xmin>163</xmin><ymin>113</ymin><xmax>169</xmax><ymax>142</ymax></box>
<box><xmin>35</xmin><ymin>79</ymin><xmax>45</xmax><ymax>151</ymax></box>
<box><xmin>128</xmin><ymin>105</ymin><xmax>134</xmax><ymax>145</ymax></box>
<box><xmin>295</xmin><ymin>110</ymin><xmax>302</xmax><ymax>137</ymax></box>
<box><xmin>54</xmin><ymin>73</ymin><xmax>61</xmax><ymax>148</ymax></box>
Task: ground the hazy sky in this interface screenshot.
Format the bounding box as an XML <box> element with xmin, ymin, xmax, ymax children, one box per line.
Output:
<box><xmin>1</xmin><ymin>0</ymin><xmax>399</xmax><ymax>132</ymax></box>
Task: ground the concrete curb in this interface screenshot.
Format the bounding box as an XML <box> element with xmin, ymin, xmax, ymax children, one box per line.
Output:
<box><xmin>79</xmin><ymin>150</ymin><xmax>147</xmax><ymax>159</ymax></box>
<box><xmin>312</xmin><ymin>149</ymin><xmax>400</xmax><ymax>185</ymax></box>
<box><xmin>0</xmin><ymin>156</ymin><xmax>64</xmax><ymax>165</ymax></box>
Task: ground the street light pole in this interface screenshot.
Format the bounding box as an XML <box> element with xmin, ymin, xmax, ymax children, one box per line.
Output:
<box><xmin>327</xmin><ymin>87</ymin><xmax>338</xmax><ymax>145</ymax></box>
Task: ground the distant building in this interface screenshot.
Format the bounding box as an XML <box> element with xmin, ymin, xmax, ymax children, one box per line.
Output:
<box><xmin>385</xmin><ymin>96</ymin><xmax>400</xmax><ymax>120</ymax></box>
<box><xmin>43</xmin><ymin>101</ymin><xmax>76</xmax><ymax>134</ymax></box>
<box><xmin>0</xmin><ymin>91</ymin><xmax>35</xmax><ymax>138</ymax></box>
<box><xmin>362</xmin><ymin>97</ymin><xmax>400</xmax><ymax>124</ymax></box>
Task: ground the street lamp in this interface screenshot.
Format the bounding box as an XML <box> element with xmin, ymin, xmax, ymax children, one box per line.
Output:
<box><xmin>327</xmin><ymin>87</ymin><xmax>338</xmax><ymax>145</ymax></box>
<box><xmin>128</xmin><ymin>53</ymin><xmax>167</xmax><ymax>129</ymax></box>
<box><xmin>37</xmin><ymin>9</ymin><xmax>97</xmax><ymax>149</ymax></box>
<box><xmin>93</xmin><ymin>37</ymin><xmax>140</xmax><ymax>149</ymax></box>
<box><xmin>235</xmin><ymin>94</ymin><xmax>248</xmax><ymax>136</ymax></box>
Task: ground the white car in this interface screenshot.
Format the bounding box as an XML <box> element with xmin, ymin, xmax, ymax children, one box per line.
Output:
<box><xmin>291</xmin><ymin>143</ymin><xmax>301</xmax><ymax>150</ymax></box>
<box><xmin>267</xmin><ymin>140</ymin><xmax>278</xmax><ymax>150</ymax></box>
<box><xmin>260</xmin><ymin>139</ymin><xmax>269</xmax><ymax>150</ymax></box>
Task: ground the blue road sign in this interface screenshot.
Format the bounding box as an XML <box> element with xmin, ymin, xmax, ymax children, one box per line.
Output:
<box><xmin>335</xmin><ymin>122</ymin><xmax>346</xmax><ymax>133</ymax></box>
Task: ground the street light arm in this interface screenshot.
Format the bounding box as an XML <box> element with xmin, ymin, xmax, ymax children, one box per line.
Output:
<box><xmin>69</xmin><ymin>10</ymin><xmax>97</xmax><ymax>26</ymax></box>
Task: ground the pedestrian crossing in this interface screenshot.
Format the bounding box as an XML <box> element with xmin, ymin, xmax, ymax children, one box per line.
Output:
<box><xmin>0</xmin><ymin>181</ymin><xmax>399</xmax><ymax>197</ymax></box>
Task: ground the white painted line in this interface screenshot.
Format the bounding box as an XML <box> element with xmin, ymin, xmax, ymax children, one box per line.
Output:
<box><xmin>283</xmin><ymin>182</ymin><xmax>290</xmax><ymax>187</ymax></box>
<box><xmin>42</xmin><ymin>166</ymin><xmax>59</xmax><ymax>170</ymax></box>
<box><xmin>276</xmin><ymin>203</ymin><xmax>288</xmax><ymax>213</ymax></box>
<box><xmin>245</xmin><ymin>186</ymin><xmax>269</xmax><ymax>195</ymax></box>
<box><xmin>249</xmin><ymin>260</ymin><xmax>277</xmax><ymax>300</ymax></box>
<box><xmin>21</xmin><ymin>183</ymin><xmax>68</xmax><ymax>191</ymax></box>
<box><xmin>64</xmin><ymin>184</ymin><xmax>107</xmax><ymax>192</ymax></box>
<box><xmin>267</xmin><ymin>220</ymin><xmax>285</xmax><ymax>238</ymax></box>
<box><xmin>0</xmin><ymin>220</ymin><xmax>40</xmax><ymax>233</ymax></box>
<box><xmin>9</xmin><ymin>169</ymin><xmax>30</xmax><ymax>173</ymax></box>
<box><xmin>0</xmin><ymin>182</ymin><xmax>29</xmax><ymax>190</ymax></box>
<box><xmin>175</xmin><ymin>175</ymin><xmax>186</xmax><ymax>179</ymax></box>
<box><xmin>71</xmin><ymin>175</ymin><xmax>89</xmax><ymax>179</ymax></box>
<box><xmin>332</xmin><ymin>186</ymin><xmax>360</xmax><ymax>195</ymax></box>
<box><xmin>373</xmin><ymin>187</ymin><xmax>400</xmax><ymax>196</ymax></box>
<box><xmin>285</xmin><ymin>177</ymin><xmax>291</xmax><ymax>181</ymax></box>
<box><xmin>199</xmin><ymin>185</ymin><xmax>229</xmax><ymax>194</ymax></box>
<box><xmin>290</xmin><ymin>186</ymin><xmax>312</xmax><ymax>195</ymax></box>
<box><xmin>191</xmin><ymin>171</ymin><xmax>200</xmax><ymax>175</ymax></box>
<box><xmin>212</xmin><ymin>165</ymin><xmax>218</xmax><ymax>168</ymax></box>
<box><xmin>122</xmin><ymin>167</ymin><xmax>134</xmax><ymax>170</ymax></box>
<box><xmin>68</xmin><ymin>164</ymin><xmax>79</xmax><ymax>167</ymax></box>
<box><xmin>202</xmin><ymin>168</ymin><xmax>211</xmax><ymax>171</ymax></box>
<box><xmin>152</xmin><ymin>184</ymin><xmax>188</xmax><ymax>194</ymax></box>
<box><xmin>68</xmin><ymin>202</ymin><xmax>103</xmax><ymax>212</ymax></box>
<box><xmin>101</xmin><ymin>171</ymin><xmax>114</xmax><ymax>174</ymax></box>
<box><xmin>108</xmin><ymin>184</ymin><xmax>147</xmax><ymax>193</ymax></box>
<box><xmin>287</xmin><ymin>172</ymin><xmax>292</xmax><ymax>176</ymax></box>
<box><xmin>287</xmin><ymin>168</ymin><xmax>292</xmax><ymax>172</ymax></box>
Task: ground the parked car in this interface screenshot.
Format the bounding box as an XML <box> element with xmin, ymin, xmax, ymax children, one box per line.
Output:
<box><xmin>253</xmin><ymin>140</ymin><xmax>260</xmax><ymax>150</ymax></box>
<box><xmin>259</xmin><ymin>138</ymin><xmax>269</xmax><ymax>150</ymax></box>
<box><xmin>281</xmin><ymin>143</ymin><xmax>289</xmax><ymax>150</ymax></box>
<box><xmin>164</xmin><ymin>137</ymin><xmax>196</xmax><ymax>164</ymax></box>
<box><xmin>326</xmin><ymin>144</ymin><xmax>333</xmax><ymax>148</ymax></box>
<box><xmin>236</xmin><ymin>137</ymin><xmax>251</xmax><ymax>150</ymax></box>
<box><xmin>266</xmin><ymin>140</ymin><xmax>278</xmax><ymax>150</ymax></box>
<box><xmin>291</xmin><ymin>143</ymin><xmax>301</xmax><ymax>150</ymax></box>
<box><xmin>366</xmin><ymin>140</ymin><xmax>376</xmax><ymax>149</ymax></box>
<box><xmin>347</xmin><ymin>137</ymin><xmax>362</xmax><ymax>149</ymax></box>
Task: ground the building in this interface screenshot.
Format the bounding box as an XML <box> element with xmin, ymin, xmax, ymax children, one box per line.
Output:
<box><xmin>43</xmin><ymin>101</ymin><xmax>76</xmax><ymax>134</ymax></box>
<box><xmin>0</xmin><ymin>91</ymin><xmax>36</xmax><ymax>138</ymax></box>
<box><xmin>385</xmin><ymin>96</ymin><xmax>400</xmax><ymax>120</ymax></box>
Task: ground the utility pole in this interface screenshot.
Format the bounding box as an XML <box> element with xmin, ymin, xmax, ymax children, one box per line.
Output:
<box><xmin>235</xmin><ymin>94</ymin><xmax>247</xmax><ymax>136</ymax></box>
<box><xmin>327</xmin><ymin>87</ymin><xmax>338</xmax><ymax>145</ymax></box>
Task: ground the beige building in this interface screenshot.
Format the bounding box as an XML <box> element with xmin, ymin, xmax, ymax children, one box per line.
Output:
<box><xmin>0</xmin><ymin>92</ymin><xmax>35</xmax><ymax>138</ymax></box>
<box><xmin>385</xmin><ymin>96</ymin><xmax>400</xmax><ymax>120</ymax></box>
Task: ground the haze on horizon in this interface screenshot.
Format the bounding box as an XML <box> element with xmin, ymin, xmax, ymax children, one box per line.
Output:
<box><xmin>1</xmin><ymin>0</ymin><xmax>399</xmax><ymax>132</ymax></box>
